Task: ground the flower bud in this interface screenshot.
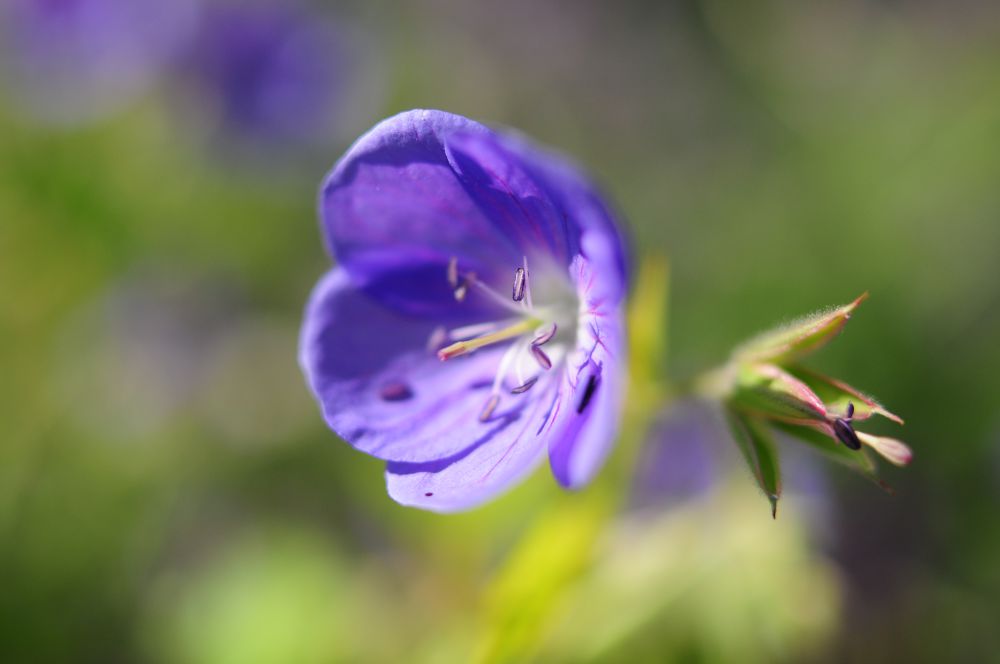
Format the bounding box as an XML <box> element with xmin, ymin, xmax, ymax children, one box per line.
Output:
<box><xmin>714</xmin><ymin>294</ymin><xmax>912</xmax><ymax>512</ymax></box>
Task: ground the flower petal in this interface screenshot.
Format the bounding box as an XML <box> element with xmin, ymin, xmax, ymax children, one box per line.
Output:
<box><xmin>547</xmin><ymin>251</ymin><xmax>627</xmax><ymax>489</ymax></box>
<box><xmin>492</xmin><ymin>131</ymin><xmax>631</xmax><ymax>302</ymax></box>
<box><xmin>321</xmin><ymin>110</ymin><xmax>533</xmax><ymax>316</ymax></box>
<box><xmin>301</xmin><ymin>268</ymin><xmax>548</xmax><ymax>464</ymax></box>
<box><xmin>383</xmin><ymin>389</ymin><xmax>555</xmax><ymax>512</ymax></box>
<box><xmin>320</xmin><ymin>109</ymin><xmax>629</xmax><ymax>317</ymax></box>
<box><xmin>443</xmin><ymin>131</ymin><xmax>582</xmax><ymax>272</ymax></box>
<box><xmin>855</xmin><ymin>432</ymin><xmax>914</xmax><ymax>467</ymax></box>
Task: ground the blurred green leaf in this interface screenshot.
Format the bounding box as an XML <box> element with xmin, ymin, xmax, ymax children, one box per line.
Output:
<box><xmin>476</xmin><ymin>496</ymin><xmax>609</xmax><ymax>664</ymax></box>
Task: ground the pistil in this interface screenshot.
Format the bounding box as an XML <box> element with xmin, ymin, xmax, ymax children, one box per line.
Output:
<box><xmin>437</xmin><ymin>317</ymin><xmax>542</xmax><ymax>360</ymax></box>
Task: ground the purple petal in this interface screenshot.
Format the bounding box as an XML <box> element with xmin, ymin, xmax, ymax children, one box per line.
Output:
<box><xmin>319</xmin><ymin>109</ymin><xmax>629</xmax><ymax>317</ymax></box>
<box><xmin>443</xmin><ymin>130</ymin><xmax>578</xmax><ymax>267</ymax></box>
<box><xmin>384</xmin><ymin>389</ymin><xmax>555</xmax><ymax>511</ymax></box>
<box><xmin>546</xmin><ymin>309</ymin><xmax>626</xmax><ymax>489</ymax></box>
<box><xmin>320</xmin><ymin>110</ymin><xmax>523</xmax><ymax>316</ymax></box>
<box><xmin>547</xmin><ymin>242</ymin><xmax>628</xmax><ymax>488</ymax></box>
<box><xmin>301</xmin><ymin>268</ymin><xmax>556</xmax><ymax>464</ymax></box>
<box><xmin>493</xmin><ymin>131</ymin><xmax>631</xmax><ymax>301</ymax></box>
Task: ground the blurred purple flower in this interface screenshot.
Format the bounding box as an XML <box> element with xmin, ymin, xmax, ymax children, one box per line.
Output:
<box><xmin>0</xmin><ymin>0</ymin><xmax>197</xmax><ymax>125</ymax></box>
<box><xmin>299</xmin><ymin>110</ymin><xmax>629</xmax><ymax>512</ymax></box>
<box><xmin>185</xmin><ymin>2</ymin><xmax>361</xmax><ymax>148</ymax></box>
<box><xmin>631</xmin><ymin>402</ymin><xmax>718</xmax><ymax>510</ymax></box>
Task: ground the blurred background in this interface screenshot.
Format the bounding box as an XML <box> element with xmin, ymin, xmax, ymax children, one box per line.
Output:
<box><xmin>1</xmin><ymin>1</ymin><xmax>998</xmax><ymax>662</ymax></box>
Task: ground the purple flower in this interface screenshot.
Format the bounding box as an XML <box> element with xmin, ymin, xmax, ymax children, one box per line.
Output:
<box><xmin>185</xmin><ymin>2</ymin><xmax>368</xmax><ymax>148</ymax></box>
<box><xmin>299</xmin><ymin>110</ymin><xmax>629</xmax><ymax>512</ymax></box>
<box><xmin>0</xmin><ymin>0</ymin><xmax>197</xmax><ymax>125</ymax></box>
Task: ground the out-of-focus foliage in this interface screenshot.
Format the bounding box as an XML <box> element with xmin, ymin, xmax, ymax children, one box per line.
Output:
<box><xmin>1</xmin><ymin>1</ymin><xmax>999</xmax><ymax>662</ymax></box>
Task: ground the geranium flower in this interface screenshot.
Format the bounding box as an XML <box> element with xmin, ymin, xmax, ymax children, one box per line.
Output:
<box><xmin>184</xmin><ymin>2</ymin><xmax>361</xmax><ymax>148</ymax></box>
<box><xmin>300</xmin><ymin>110</ymin><xmax>629</xmax><ymax>512</ymax></box>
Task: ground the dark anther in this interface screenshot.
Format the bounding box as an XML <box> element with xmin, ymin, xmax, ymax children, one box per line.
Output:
<box><xmin>424</xmin><ymin>492</ymin><xmax>434</xmax><ymax>497</ymax></box>
<box><xmin>379</xmin><ymin>381</ymin><xmax>414</xmax><ymax>402</ymax></box>
<box><xmin>832</xmin><ymin>400</ymin><xmax>861</xmax><ymax>450</ymax></box>
<box><xmin>512</xmin><ymin>267</ymin><xmax>526</xmax><ymax>302</ymax></box>
<box><xmin>453</xmin><ymin>271</ymin><xmax>476</xmax><ymax>302</ymax></box>
<box><xmin>833</xmin><ymin>418</ymin><xmax>862</xmax><ymax>450</ymax></box>
<box><xmin>530</xmin><ymin>345</ymin><xmax>552</xmax><ymax>370</ymax></box>
<box><xmin>577</xmin><ymin>374</ymin><xmax>599</xmax><ymax>414</ymax></box>
<box><xmin>511</xmin><ymin>376</ymin><xmax>538</xmax><ymax>394</ymax></box>
<box><xmin>479</xmin><ymin>394</ymin><xmax>500</xmax><ymax>422</ymax></box>
<box><xmin>426</xmin><ymin>326</ymin><xmax>448</xmax><ymax>353</ymax></box>
<box><xmin>532</xmin><ymin>323</ymin><xmax>557</xmax><ymax>346</ymax></box>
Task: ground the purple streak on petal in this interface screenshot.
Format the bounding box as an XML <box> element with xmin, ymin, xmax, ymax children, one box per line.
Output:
<box><xmin>546</xmin><ymin>313</ymin><xmax>625</xmax><ymax>488</ymax></box>
<box><xmin>546</xmin><ymin>233</ymin><xmax>628</xmax><ymax>488</ymax></box>
<box><xmin>320</xmin><ymin>110</ymin><xmax>527</xmax><ymax>316</ymax></box>
<box><xmin>384</xmin><ymin>380</ymin><xmax>555</xmax><ymax>512</ymax></box>
<box><xmin>496</xmin><ymin>131</ymin><xmax>631</xmax><ymax>301</ymax></box>
<box><xmin>301</xmin><ymin>269</ymin><xmax>559</xmax><ymax>464</ymax></box>
<box><xmin>444</xmin><ymin>130</ymin><xmax>576</xmax><ymax>266</ymax></box>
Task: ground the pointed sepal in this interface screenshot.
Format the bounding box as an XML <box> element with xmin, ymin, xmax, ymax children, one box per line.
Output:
<box><xmin>726</xmin><ymin>409</ymin><xmax>782</xmax><ymax>518</ymax></box>
<box><xmin>729</xmin><ymin>363</ymin><xmax>828</xmax><ymax>423</ymax></box>
<box><xmin>734</xmin><ymin>293</ymin><xmax>868</xmax><ymax>364</ymax></box>
<box><xmin>786</xmin><ymin>366</ymin><xmax>904</xmax><ymax>424</ymax></box>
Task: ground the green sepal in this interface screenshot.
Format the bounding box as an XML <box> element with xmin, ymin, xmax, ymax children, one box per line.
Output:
<box><xmin>725</xmin><ymin>409</ymin><xmax>782</xmax><ymax>518</ymax></box>
<box><xmin>728</xmin><ymin>363</ymin><xmax>827</xmax><ymax>422</ymax></box>
<box><xmin>785</xmin><ymin>366</ymin><xmax>904</xmax><ymax>424</ymax></box>
<box><xmin>734</xmin><ymin>293</ymin><xmax>868</xmax><ymax>364</ymax></box>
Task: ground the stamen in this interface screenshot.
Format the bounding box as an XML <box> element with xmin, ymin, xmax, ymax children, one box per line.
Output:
<box><xmin>438</xmin><ymin>318</ymin><xmax>541</xmax><ymax>360</ymax></box>
<box><xmin>577</xmin><ymin>374</ymin><xmax>599</xmax><ymax>413</ymax></box>
<box><xmin>846</xmin><ymin>401</ymin><xmax>855</xmax><ymax>420</ymax></box>
<box><xmin>491</xmin><ymin>338</ymin><xmax>526</xmax><ymax>394</ymax></box>
<box><xmin>479</xmin><ymin>394</ymin><xmax>500</xmax><ymax>422</ymax></box>
<box><xmin>447</xmin><ymin>256</ymin><xmax>459</xmax><ymax>288</ymax></box>
<box><xmin>511</xmin><ymin>376</ymin><xmax>538</xmax><ymax>394</ymax></box>
<box><xmin>521</xmin><ymin>256</ymin><xmax>533</xmax><ymax>309</ymax></box>
<box><xmin>426</xmin><ymin>326</ymin><xmax>448</xmax><ymax>352</ymax></box>
<box><xmin>453</xmin><ymin>272</ymin><xmax>475</xmax><ymax>302</ymax></box>
<box><xmin>470</xmin><ymin>279</ymin><xmax>529</xmax><ymax>315</ymax></box>
<box><xmin>512</xmin><ymin>267</ymin><xmax>526</xmax><ymax>302</ymax></box>
<box><xmin>532</xmin><ymin>323</ymin><xmax>557</xmax><ymax>346</ymax></box>
<box><xmin>833</xmin><ymin>418</ymin><xmax>862</xmax><ymax>450</ymax></box>
<box><xmin>530</xmin><ymin>345</ymin><xmax>552</xmax><ymax>370</ymax></box>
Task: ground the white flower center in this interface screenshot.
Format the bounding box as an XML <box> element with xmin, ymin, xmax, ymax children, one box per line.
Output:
<box><xmin>434</xmin><ymin>255</ymin><xmax>578</xmax><ymax>421</ymax></box>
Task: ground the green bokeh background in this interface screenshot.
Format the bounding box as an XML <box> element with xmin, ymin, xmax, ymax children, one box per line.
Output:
<box><xmin>2</xmin><ymin>2</ymin><xmax>998</xmax><ymax>662</ymax></box>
